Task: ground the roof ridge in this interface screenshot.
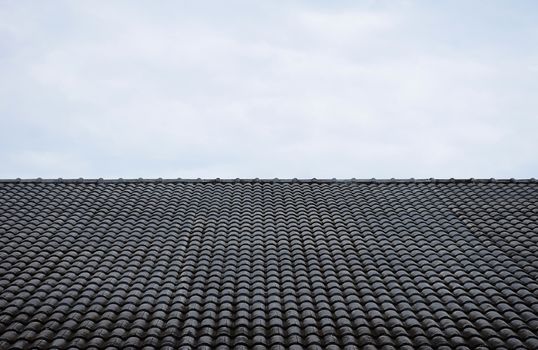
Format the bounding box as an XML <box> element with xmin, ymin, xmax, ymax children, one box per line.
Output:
<box><xmin>0</xmin><ymin>178</ymin><xmax>536</xmax><ymax>184</ymax></box>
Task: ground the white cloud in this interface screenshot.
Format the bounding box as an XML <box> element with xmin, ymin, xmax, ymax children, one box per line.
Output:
<box><xmin>5</xmin><ymin>151</ymin><xmax>89</xmax><ymax>178</ymax></box>
<box><xmin>1</xmin><ymin>1</ymin><xmax>537</xmax><ymax>178</ymax></box>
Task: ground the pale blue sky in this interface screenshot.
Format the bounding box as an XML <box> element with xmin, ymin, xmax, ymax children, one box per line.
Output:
<box><xmin>1</xmin><ymin>1</ymin><xmax>537</xmax><ymax>178</ymax></box>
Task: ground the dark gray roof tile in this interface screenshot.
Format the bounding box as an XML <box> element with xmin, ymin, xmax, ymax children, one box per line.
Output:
<box><xmin>0</xmin><ymin>179</ymin><xmax>537</xmax><ymax>348</ymax></box>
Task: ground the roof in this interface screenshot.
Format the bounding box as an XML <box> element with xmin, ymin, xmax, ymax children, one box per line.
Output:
<box><xmin>1</xmin><ymin>179</ymin><xmax>537</xmax><ymax>349</ymax></box>
<box><xmin>1</xmin><ymin>177</ymin><xmax>536</xmax><ymax>183</ymax></box>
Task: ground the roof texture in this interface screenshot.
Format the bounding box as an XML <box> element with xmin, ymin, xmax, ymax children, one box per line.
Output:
<box><xmin>0</xmin><ymin>179</ymin><xmax>537</xmax><ymax>349</ymax></box>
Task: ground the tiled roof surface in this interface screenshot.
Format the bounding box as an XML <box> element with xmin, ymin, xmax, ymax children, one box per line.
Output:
<box><xmin>0</xmin><ymin>179</ymin><xmax>537</xmax><ymax>349</ymax></box>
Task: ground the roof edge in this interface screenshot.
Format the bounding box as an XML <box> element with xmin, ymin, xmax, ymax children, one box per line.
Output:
<box><xmin>0</xmin><ymin>178</ymin><xmax>535</xmax><ymax>184</ymax></box>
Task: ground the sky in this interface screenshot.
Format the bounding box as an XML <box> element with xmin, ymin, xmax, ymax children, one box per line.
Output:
<box><xmin>1</xmin><ymin>0</ymin><xmax>537</xmax><ymax>179</ymax></box>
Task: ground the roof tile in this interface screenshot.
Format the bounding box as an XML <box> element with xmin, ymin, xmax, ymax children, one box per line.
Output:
<box><xmin>0</xmin><ymin>180</ymin><xmax>537</xmax><ymax>348</ymax></box>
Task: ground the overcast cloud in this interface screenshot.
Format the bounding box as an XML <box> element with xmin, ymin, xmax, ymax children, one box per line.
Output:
<box><xmin>1</xmin><ymin>1</ymin><xmax>537</xmax><ymax>178</ymax></box>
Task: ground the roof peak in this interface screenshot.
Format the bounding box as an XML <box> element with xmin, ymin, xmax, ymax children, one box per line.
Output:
<box><xmin>0</xmin><ymin>178</ymin><xmax>535</xmax><ymax>184</ymax></box>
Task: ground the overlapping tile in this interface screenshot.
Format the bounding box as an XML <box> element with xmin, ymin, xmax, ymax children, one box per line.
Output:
<box><xmin>0</xmin><ymin>179</ymin><xmax>537</xmax><ymax>349</ymax></box>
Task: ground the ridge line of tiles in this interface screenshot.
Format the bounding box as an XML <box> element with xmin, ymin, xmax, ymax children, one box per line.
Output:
<box><xmin>0</xmin><ymin>178</ymin><xmax>535</xmax><ymax>184</ymax></box>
